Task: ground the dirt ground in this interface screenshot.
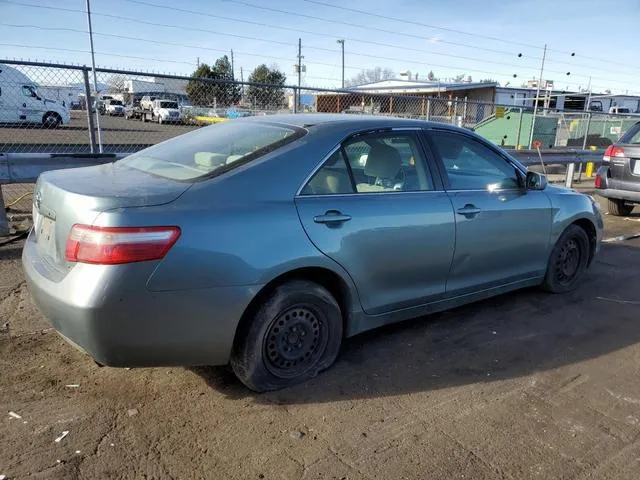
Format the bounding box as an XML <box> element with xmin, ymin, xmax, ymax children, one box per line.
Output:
<box><xmin>2</xmin><ymin>197</ymin><xmax>640</xmax><ymax>480</ymax></box>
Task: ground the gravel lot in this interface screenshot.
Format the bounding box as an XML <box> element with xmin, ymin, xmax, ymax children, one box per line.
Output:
<box><xmin>1</xmin><ymin>197</ymin><xmax>640</xmax><ymax>479</ymax></box>
<box><xmin>0</xmin><ymin>111</ymin><xmax>198</xmax><ymax>153</ymax></box>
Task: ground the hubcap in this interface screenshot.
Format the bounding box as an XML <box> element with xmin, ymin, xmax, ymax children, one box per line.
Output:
<box><xmin>555</xmin><ymin>238</ymin><xmax>581</xmax><ymax>284</ymax></box>
<box><xmin>263</xmin><ymin>306</ymin><xmax>328</xmax><ymax>378</ymax></box>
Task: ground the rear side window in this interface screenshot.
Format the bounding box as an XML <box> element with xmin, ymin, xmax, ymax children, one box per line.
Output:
<box><xmin>619</xmin><ymin>123</ymin><xmax>640</xmax><ymax>145</ymax></box>
<box><xmin>300</xmin><ymin>132</ymin><xmax>434</xmax><ymax>195</ymax></box>
<box><xmin>119</xmin><ymin>121</ymin><xmax>304</xmax><ymax>181</ymax></box>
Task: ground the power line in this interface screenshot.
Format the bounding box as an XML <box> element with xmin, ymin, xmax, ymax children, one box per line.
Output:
<box><xmin>3</xmin><ymin>0</ymin><xmax>639</xmax><ymax>84</ymax></box>
<box><xmin>1</xmin><ymin>22</ymin><xmax>636</xmax><ymax>92</ymax></box>
<box><xmin>125</xmin><ymin>0</ymin><xmax>528</xmax><ymax>59</ymax></box>
<box><xmin>2</xmin><ymin>0</ymin><xmax>639</xmax><ymax>78</ymax></box>
<box><xmin>299</xmin><ymin>0</ymin><xmax>640</xmax><ymax>70</ymax></box>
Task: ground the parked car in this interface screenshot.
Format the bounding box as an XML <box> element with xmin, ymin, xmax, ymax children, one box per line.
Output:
<box><xmin>96</xmin><ymin>95</ymin><xmax>114</xmax><ymax>115</ymax></box>
<box><xmin>23</xmin><ymin>114</ymin><xmax>603</xmax><ymax>392</ymax></box>
<box><xmin>595</xmin><ymin>121</ymin><xmax>640</xmax><ymax>215</ymax></box>
<box><xmin>105</xmin><ymin>99</ymin><xmax>125</xmax><ymax>116</ymax></box>
<box><xmin>140</xmin><ymin>95</ymin><xmax>157</xmax><ymax>110</ymax></box>
<box><xmin>152</xmin><ymin>99</ymin><xmax>182</xmax><ymax>124</ymax></box>
<box><xmin>0</xmin><ymin>63</ymin><xmax>70</xmax><ymax>127</ymax></box>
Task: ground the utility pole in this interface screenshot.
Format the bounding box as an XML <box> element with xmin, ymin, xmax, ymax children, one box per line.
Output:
<box><xmin>528</xmin><ymin>43</ymin><xmax>547</xmax><ymax>149</ymax></box>
<box><xmin>197</xmin><ymin>56</ymin><xmax>200</xmax><ymax>67</ymax></box>
<box><xmin>230</xmin><ymin>49</ymin><xmax>234</xmax><ymax>79</ymax></box>
<box><xmin>336</xmin><ymin>39</ymin><xmax>345</xmax><ymax>88</ymax></box>
<box><xmin>296</xmin><ymin>38</ymin><xmax>304</xmax><ymax>112</ymax></box>
<box><xmin>85</xmin><ymin>0</ymin><xmax>103</xmax><ymax>153</ymax></box>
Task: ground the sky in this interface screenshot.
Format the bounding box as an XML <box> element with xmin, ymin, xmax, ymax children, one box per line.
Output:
<box><xmin>0</xmin><ymin>0</ymin><xmax>639</xmax><ymax>94</ymax></box>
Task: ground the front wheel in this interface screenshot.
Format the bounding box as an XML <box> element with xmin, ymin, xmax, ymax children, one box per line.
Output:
<box><xmin>607</xmin><ymin>198</ymin><xmax>634</xmax><ymax>216</ymax></box>
<box><xmin>42</xmin><ymin>112</ymin><xmax>61</xmax><ymax>128</ymax></box>
<box><xmin>231</xmin><ymin>280</ymin><xmax>343</xmax><ymax>392</ymax></box>
<box><xmin>542</xmin><ymin>224</ymin><xmax>590</xmax><ymax>293</ymax></box>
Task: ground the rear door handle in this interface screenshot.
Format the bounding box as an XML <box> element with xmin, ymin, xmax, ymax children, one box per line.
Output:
<box><xmin>457</xmin><ymin>204</ymin><xmax>481</xmax><ymax>217</ymax></box>
<box><xmin>313</xmin><ymin>210</ymin><xmax>351</xmax><ymax>224</ymax></box>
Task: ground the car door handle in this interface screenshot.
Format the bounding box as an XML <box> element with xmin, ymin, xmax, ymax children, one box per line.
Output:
<box><xmin>457</xmin><ymin>204</ymin><xmax>481</xmax><ymax>217</ymax></box>
<box><xmin>313</xmin><ymin>210</ymin><xmax>351</xmax><ymax>224</ymax></box>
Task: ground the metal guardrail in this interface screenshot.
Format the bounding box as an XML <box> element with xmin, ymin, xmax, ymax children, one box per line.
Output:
<box><xmin>0</xmin><ymin>149</ymin><xmax>604</xmax><ymax>236</ymax></box>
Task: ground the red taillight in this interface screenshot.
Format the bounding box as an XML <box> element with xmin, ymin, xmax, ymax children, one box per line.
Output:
<box><xmin>65</xmin><ymin>225</ymin><xmax>181</xmax><ymax>265</ymax></box>
<box><xmin>603</xmin><ymin>145</ymin><xmax>625</xmax><ymax>162</ymax></box>
<box><xmin>594</xmin><ymin>174</ymin><xmax>602</xmax><ymax>189</ymax></box>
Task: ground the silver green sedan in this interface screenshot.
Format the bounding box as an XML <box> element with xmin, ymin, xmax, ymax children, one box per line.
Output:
<box><xmin>22</xmin><ymin>114</ymin><xmax>603</xmax><ymax>392</ymax></box>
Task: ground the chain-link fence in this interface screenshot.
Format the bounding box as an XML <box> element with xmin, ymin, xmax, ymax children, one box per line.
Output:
<box><xmin>2</xmin><ymin>59</ymin><xmax>639</xmax><ymax>156</ymax></box>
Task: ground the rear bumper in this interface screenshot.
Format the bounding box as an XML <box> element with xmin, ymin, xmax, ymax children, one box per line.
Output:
<box><xmin>22</xmin><ymin>232</ymin><xmax>259</xmax><ymax>367</ymax></box>
<box><xmin>596</xmin><ymin>188</ymin><xmax>640</xmax><ymax>203</ymax></box>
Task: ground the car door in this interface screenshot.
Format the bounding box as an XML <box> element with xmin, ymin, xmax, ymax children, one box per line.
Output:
<box><xmin>295</xmin><ymin>130</ymin><xmax>456</xmax><ymax>315</ymax></box>
<box><xmin>426</xmin><ymin>129</ymin><xmax>552</xmax><ymax>297</ymax></box>
<box><xmin>20</xmin><ymin>85</ymin><xmax>43</xmax><ymax>123</ymax></box>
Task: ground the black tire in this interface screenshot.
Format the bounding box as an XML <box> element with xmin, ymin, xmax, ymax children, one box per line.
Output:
<box><xmin>42</xmin><ymin>112</ymin><xmax>61</xmax><ymax>128</ymax></box>
<box><xmin>231</xmin><ymin>280</ymin><xmax>343</xmax><ymax>392</ymax></box>
<box><xmin>607</xmin><ymin>198</ymin><xmax>634</xmax><ymax>216</ymax></box>
<box><xmin>542</xmin><ymin>224</ymin><xmax>591</xmax><ymax>293</ymax></box>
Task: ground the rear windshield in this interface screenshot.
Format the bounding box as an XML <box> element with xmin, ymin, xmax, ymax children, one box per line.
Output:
<box><xmin>619</xmin><ymin>122</ymin><xmax>640</xmax><ymax>144</ymax></box>
<box><xmin>118</xmin><ymin>121</ymin><xmax>304</xmax><ymax>181</ymax></box>
<box><xmin>159</xmin><ymin>101</ymin><xmax>178</xmax><ymax>109</ymax></box>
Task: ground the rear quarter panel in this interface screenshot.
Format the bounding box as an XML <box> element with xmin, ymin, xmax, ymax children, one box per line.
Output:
<box><xmin>93</xmin><ymin>131</ymin><xmax>360</xmax><ymax>294</ymax></box>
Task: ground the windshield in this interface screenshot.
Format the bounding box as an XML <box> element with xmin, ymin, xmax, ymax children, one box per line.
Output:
<box><xmin>110</xmin><ymin>100</ymin><xmax>123</xmax><ymax>106</ymax></box>
<box><xmin>160</xmin><ymin>101</ymin><xmax>178</xmax><ymax>109</ymax></box>
<box><xmin>118</xmin><ymin>121</ymin><xmax>304</xmax><ymax>181</ymax></box>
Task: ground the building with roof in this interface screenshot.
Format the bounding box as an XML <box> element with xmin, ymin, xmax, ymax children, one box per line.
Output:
<box><xmin>316</xmin><ymin>79</ymin><xmax>499</xmax><ymax>116</ymax></box>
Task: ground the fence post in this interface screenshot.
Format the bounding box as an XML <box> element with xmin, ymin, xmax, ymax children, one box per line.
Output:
<box><xmin>0</xmin><ymin>187</ymin><xmax>9</xmax><ymax>236</ymax></box>
<box><xmin>462</xmin><ymin>97</ymin><xmax>468</xmax><ymax>126</ymax></box>
<box><xmin>293</xmin><ymin>88</ymin><xmax>298</xmax><ymax>113</ymax></box>
<box><xmin>565</xmin><ymin>162</ymin><xmax>575</xmax><ymax>188</ymax></box>
<box><xmin>389</xmin><ymin>96</ymin><xmax>393</xmax><ymax>114</ymax></box>
<box><xmin>420</xmin><ymin>97</ymin><xmax>425</xmax><ymax>117</ymax></box>
<box><xmin>582</xmin><ymin>112</ymin><xmax>592</xmax><ymax>150</ymax></box>
<box><xmin>516</xmin><ymin>108</ymin><xmax>524</xmax><ymax>149</ymax></box>
<box><xmin>82</xmin><ymin>67</ymin><xmax>97</xmax><ymax>153</ymax></box>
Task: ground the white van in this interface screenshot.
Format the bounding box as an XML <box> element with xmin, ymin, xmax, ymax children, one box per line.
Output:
<box><xmin>0</xmin><ymin>63</ymin><xmax>70</xmax><ymax>127</ymax></box>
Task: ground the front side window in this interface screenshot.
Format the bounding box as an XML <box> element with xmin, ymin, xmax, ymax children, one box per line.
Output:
<box><xmin>430</xmin><ymin>131</ymin><xmax>520</xmax><ymax>191</ymax></box>
<box><xmin>119</xmin><ymin>121</ymin><xmax>303</xmax><ymax>181</ymax></box>
<box><xmin>301</xmin><ymin>132</ymin><xmax>434</xmax><ymax>195</ymax></box>
<box><xmin>22</xmin><ymin>85</ymin><xmax>37</xmax><ymax>98</ymax></box>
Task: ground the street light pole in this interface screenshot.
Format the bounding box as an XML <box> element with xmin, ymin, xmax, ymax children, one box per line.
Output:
<box><xmin>336</xmin><ymin>39</ymin><xmax>345</xmax><ymax>88</ymax></box>
<box><xmin>85</xmin><ymin>0</ymin><xmax>103</xmax><ymax>153</ymax></box>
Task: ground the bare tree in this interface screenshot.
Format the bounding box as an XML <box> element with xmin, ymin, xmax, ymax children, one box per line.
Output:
<box><xmin>345</xmin><ymin>67</ymin><xmax>395</xmax><ymax>87</ymax></box>
<box><xmin>107</xmin><ymin>74</ymin><xmax>127</xmax><ymax>93</ymax></box>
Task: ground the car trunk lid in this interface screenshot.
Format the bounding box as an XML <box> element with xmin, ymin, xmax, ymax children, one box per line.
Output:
<box><xmin>609</xmin><ymin>144</ymin><xmax>640</xmax><ymax>187</ymax></box>
<box><xmin>31</xmin><ymin>162</ymin><xmax>191</xmax><ymax>274</ymax></box>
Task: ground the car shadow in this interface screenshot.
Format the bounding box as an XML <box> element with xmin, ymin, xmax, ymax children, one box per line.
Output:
<box><xmin>0</xmin><ymin>242</ymin><xmax>23</xmax><ymax>261</ymax></box>
<box><xmin>192</xmin><ymin>241</ymin><xmax>640</xmax><ymax>404</ymax></box>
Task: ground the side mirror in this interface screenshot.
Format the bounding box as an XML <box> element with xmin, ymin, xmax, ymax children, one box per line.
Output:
<box><xmin>526</xmin><ymin>171</ymin><xmax>547</xmax><ymax>190</ymax></box>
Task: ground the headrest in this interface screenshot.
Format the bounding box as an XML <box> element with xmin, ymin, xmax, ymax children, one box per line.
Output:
<box><xmin>364</xmin><ymin>144</ymin><xmax>401</xmax><ymax>179</ymax></box>
<box><xmin>194</xmin><ymin>152</ymin><xmax>227</xmax><ymax>168</ymax></box>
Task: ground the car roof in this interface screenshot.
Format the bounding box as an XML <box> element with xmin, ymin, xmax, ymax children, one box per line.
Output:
<box><xmin>237</xmin><ymin>113</ymin><xmax>461</xmax><ymax>130</ymax></box>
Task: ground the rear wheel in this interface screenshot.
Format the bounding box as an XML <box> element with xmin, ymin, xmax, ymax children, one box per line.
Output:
<box><xmin>231</xmin><ymin>280</ymin><xmax>343</xmax><ymax>392</ymax></box>
<box><xmin>542</xmin><ymin>224</ymin><xmax>590</xmax><ymax>293</ymax></box>
<box><xmin>607</xmin><ymin>198</ymin><xmax>634</xmax><ymax>216</ymax></box>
